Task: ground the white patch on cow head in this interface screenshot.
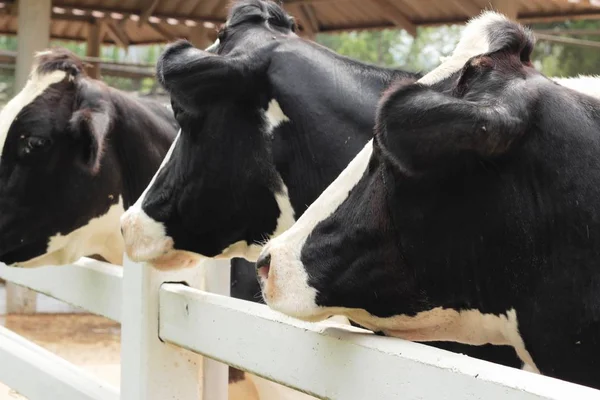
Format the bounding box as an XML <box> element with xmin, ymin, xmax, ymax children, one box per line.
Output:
<box><xmin>0</xmin><ymin>68</ymin><xmax>67</xmax><ymax>157</ymax></box>
<box><xmin>205</xmin><ymin>38</ymin><xmax>220</xmax><ymax>53</ymax></box>
<box><xmin>419</xmin><ymin>11</ymin><xmax>508</xmax><ymax>86</ymax></box>
<box><xmin>552</xmin><ymin>75</ymin><xmax>600</xmax><ymax>100</ymax></box>
<box><xmin>259</xmin><ymin>142</ymin><xmax>373</xmax><ymax>318</ymax></box>
<box><xmin>13</xmin><ymin>196</ymin><xmax>125</xmax><ymax>268</ymax></box>
<box><xmin>121</xmin><ymin>132</ymin><xmax>180</xmax><ymax>265</ymax></box>
<box><xmin>263</xmin><ymin>99</ymin><xmax>290</xmax><ymax>136</ymax></box>
<box><xmin>272</xmin><ymin>182</ymin><xmax>296</xmax><ymax>238</ymax></box>
<box><xmin>258</xmin><ymin>9</ymin><xmax>519</xmax><ymax>321</ymax></box>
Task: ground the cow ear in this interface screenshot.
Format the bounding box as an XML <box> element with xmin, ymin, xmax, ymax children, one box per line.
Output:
<box><xmin>376</xmin><ymin>80</ymin><xmax>529</xmax><ymax>173</ymax></box>
<box><xmin>70</xmin><ymin>83</ymin><xmax>112</xmax><ymax>174</ymax></box>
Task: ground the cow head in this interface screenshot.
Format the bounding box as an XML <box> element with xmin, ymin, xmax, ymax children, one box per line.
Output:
<box><xmin>0</xmin><ymin>49</ymin><xmax>124</xmax><ymax>267</ymax></box>
<box><xmin>257</xmin><ymin>12</ymin><xmax>542</xmax><ymax>324</ymax></box>
<box><xmin>121</xmin><ymin>0</ymin><xmax>298</xmax><ymax>269</ymax></box>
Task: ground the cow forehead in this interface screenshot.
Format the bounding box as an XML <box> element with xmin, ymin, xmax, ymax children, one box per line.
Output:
<box><xmin>419</xmin><ymin>11</ymin><xmax>508</xmax><ymax>86</ymax></box>
<box><xmin>0</xmin><ymin>69</ymin><xmax>67</xmax><ymax>157</ymax></box>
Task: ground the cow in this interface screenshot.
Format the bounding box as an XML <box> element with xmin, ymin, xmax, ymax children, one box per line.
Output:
<box><xmin>256</xmin><ymin>11</ymin><xmax>600</xmax><ymax>389</ymax></box>
<box><xmin>120</xmin><ymin>0</ymin><xmax>529</xmax><ymax>377</ymax></box>
<box><xmin>0</xmin><ymin>48</ymin><xmax>177</xmax><ymax>268</ymax></box>
<box><xmin>0</xmin><ymin>48</ymin><xmax>264</xmax><ymax>400</ymax></box>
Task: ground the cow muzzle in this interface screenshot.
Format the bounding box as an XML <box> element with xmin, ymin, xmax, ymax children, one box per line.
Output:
<box><xmin>120</xmin><ymin>207</ymin><xmax>201</xmax><ymax>270</ymax></box>
<box><xmin>256</xmin><ymin>240</ymin><xmax>325</xmax><ymax>322</ymax></box>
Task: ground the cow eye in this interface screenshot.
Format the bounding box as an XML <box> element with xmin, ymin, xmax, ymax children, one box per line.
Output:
<box><xmin>20</xmin><ymin>136</ymin><xmax>52</xmax><ymax>155</ymax></box>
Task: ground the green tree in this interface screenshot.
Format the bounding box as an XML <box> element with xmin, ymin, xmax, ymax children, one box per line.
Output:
<box><xmin>316</xmin><ymin>25</ymin><xmax>462</xmax><ymax>73</ymax></box>
<box><xmin>51</xmin><ymin>41</ymin><xmax>85</xmax><ymax>56</ymax></box>
<box><xmin>316</xmin><ymin>30</ymin><xmax>409</xmax><ymax>67</ymax></box>
<box><xmin>532</xmin><ymin>20</ymin><xmax>600</xmax><ymax>77</ymax></box>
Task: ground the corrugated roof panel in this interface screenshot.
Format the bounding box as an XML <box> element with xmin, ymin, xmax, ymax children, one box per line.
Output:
<box><xmin>0</xmin><ymin>0</ymin><xmax>598</xmax><ymax>44</ymax></box>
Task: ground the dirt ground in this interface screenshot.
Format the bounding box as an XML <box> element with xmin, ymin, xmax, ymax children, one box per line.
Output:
<box><xmin>0</xmin><ymin>313</ymin><xmax>121</xmax><ymax>399</ymax></box>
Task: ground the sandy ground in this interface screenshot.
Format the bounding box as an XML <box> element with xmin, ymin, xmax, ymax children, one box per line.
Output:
<box><xmin>0</xmin><ymin>289</ymin><xmax>121</xmax><ymax>399</ymax></box>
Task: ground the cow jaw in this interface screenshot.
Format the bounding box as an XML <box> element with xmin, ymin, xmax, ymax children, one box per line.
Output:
<box><xmin>336</xmin><ymin>307</ymin><xmax>539</xmax><ymax>374</ymax></box>
<box><xmin>11</xmin><ymin>197</ymin><xmax>125</xmax><ymax>268</ymax></box>
<box><xmin>259</xmin><ymin>142</ymin><xmax>373</xmax><ymax>319</ymax></box>
<box><xmin>122</xmin><ymin>184</ymin><xmax>295</xmax><ymax>269</ymax></box>
<box><xmin>121</xmin><ymin>115</ymin><xmax>297</xmax><ymax>268</ymax></box>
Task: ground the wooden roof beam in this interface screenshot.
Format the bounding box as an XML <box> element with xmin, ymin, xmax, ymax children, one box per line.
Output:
<box><xmin>534</xmin><ymin>28</ymin><xmax>600</xmax><ymax>36</ymax></box>
<box><xmin>491</xmin><ymin>0</ymin><xmax>518</xmax><ymax>20</ymax></box>
<box><xmin>139</xmin><ymin>0</ymin><xmax>160</xmax><ymax>27</ymax></box>
<box><xmin>303</xmin><ymin>4</ymin><xmax>320</xmax><ymax>34</ymax></box>
<box><xmin>105</xmin><ymin>19</ymin><xmax>130</xmax><ymax>48</ymax></box>
<box><xmin>148</xmin><ymin>22</ymin><xmax>177</xmax><ymax>42</ymax></box>
<box><xmin>534</xmin><ymin>32</ymin><xmax>600</xmax><ymax>49</ymax></box>
<box><xmin>50</xmin><ymin>2</ymin><xmax>225</xmax><ymax>25</ymax></box>
<box><xmin>287</xmin><ymin>4</ymin><xmax>319</xmax><ymax>38</ymax></box>
<box><xmin>450</xmin><ymin>0</ymin><xmax>482</xmax><ymax>18</ymax></box>
<box><xmin>370</xmin><ymin>0</ymin><xmax>416</xmax><ymax>36</ymax></box>
<box><xmin>188</xmin><ymin>25</ymin><xmax>215</xmax><ymax>48</ymax></box>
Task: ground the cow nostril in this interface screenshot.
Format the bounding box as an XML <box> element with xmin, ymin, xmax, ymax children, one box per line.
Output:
<box><xmin>256</xmin><ymin>253</ymin><xmax>271</xmax><ymax>280</ymax></box>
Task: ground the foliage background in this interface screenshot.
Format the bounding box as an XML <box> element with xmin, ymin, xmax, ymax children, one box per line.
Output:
<box><xmin>0</xmin><ymin>19</ymin><xmax>597</xmax><ymax>98</ymax></box>
<box><xmin>316</xmin><ymin>21</ymin><xmax>600</xmax><ymax>77</ymax></box>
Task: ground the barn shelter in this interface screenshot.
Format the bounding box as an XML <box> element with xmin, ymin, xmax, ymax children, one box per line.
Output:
<box><xmin>3</xmin><ymin>0</ymin><xmax>600</xmax><ymax>87</ymax></box>
<box><xmin>4</xmin><ymin>0</ymin><xmax>600</xmax><ymax>313</ymax></box>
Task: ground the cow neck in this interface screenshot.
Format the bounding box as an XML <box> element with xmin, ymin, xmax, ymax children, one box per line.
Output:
<box><xmin>108</xmin><ymin>90</ymin><xmax>176</xmax><ymax>209</ymax></box>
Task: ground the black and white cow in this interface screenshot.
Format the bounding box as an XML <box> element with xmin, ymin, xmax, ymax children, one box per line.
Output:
<box><xmin>120</xmin><ymin>0</ymin><xmax>419</xmax><ymax>267</ymax></box>
<box><xmin>121</xmin><ymin>0</ymin><xmax>528</xmax><ymax>374</ymax></box>
<box><xmin>0</xmin><ymin>48</ymin><xmax>267</xmax><ymax>400</ymax></box>
<box><xmin>0</xmin><ymin>48</ymin><xmax>177</xmax><ymax>267</ymax></box>
<box><xmin>257</xmin><ymin>12</ymin><xmax>600</xmax><ymax>389</ymax></box>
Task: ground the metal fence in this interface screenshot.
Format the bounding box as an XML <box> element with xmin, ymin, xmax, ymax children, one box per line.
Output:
<box><xmin>0</xmin><ymin>256</ymin><xmax>599</xmax><ymax>400</ymax></box>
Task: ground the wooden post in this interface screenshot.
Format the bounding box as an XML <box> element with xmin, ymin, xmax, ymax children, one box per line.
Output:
<box><xmin>120</xmin><ymin>256</ymin><xmax>204</xmax><ymax>400</ymax></box>
<box><xmin>15</xmin><ymin>0</ymin><xmax>51</xmax><ymax>90</ymax></box>
<box><xmin>189</xmin><ymin>26</ymin><xmax>213</xmax><ymax>49</ymax></box>
<box><xmin>492</xmin><ymin>0</ymin><xmax>518</xmax><ymax>20</ymax></box>
<box><xmin>86</xmin><ymin>20</ymin><xmax>101</xmax><ymax>80</ymax></box>
<box><xmin>7</xmin><ymin>0</ymin><xmax>51</xmax><ymax>314</ymax></box>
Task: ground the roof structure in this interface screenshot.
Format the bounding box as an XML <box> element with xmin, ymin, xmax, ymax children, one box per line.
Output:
<box><xmin>1</xmin><ymin>0</ymin><xmax>600</xmax><ymax>45</ymax></box>
<box><xmin>287</xmin><ymin>0</ymin><xmax>600</xmax><ymax>36</ymax></box>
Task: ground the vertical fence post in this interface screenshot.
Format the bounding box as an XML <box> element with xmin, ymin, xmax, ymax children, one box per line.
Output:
<box><xmin>202</xmin><ymin>259</ymin><xmax>231</xmax><ymax>400</ymax></box>
<box><xmin>120</xmin><ymin>255</ymin><xmax>204</xmax><ymax>400</ymax></box>
<box><xmin>7</xmin><ymin>0</ymin><xmax>52</xmax><ymax>314</ymax></box>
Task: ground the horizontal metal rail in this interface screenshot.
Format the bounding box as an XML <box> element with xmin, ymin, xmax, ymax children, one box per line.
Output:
<box><xmin>160</xmin><ymin>284</ymin><xmax>600</xmax><ymax>400</ymax></box>
<box><xmin>0</xmin><ymin>258</ymin><xmax>122</xmax><ymax>322</ymax></box>
<box><xmin>0</xmin><ymin>325</ymin><xmax>119</xmax><ymax>400</ymax></box>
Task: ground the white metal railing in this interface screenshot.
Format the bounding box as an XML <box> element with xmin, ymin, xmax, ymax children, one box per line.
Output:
<box><xmin>0</xmin><ymin>258</ymin><xmax>122</xmax><ymax>321</ymax></box>
<box><xmin>160</xmin><ymin>284</ymin><xmax>600</xmax><ymax>400</ymax></box>
<box><xmin>1</xmin><ymin>257</ymin><xmax>600</xmax><ymax>400</ymax></box>
<box><xmin>0</xmin><ymin>326</ymin><xmax>118</xmax><ymax>400</ymax></box>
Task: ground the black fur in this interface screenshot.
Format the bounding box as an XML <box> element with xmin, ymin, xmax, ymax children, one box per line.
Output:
<box><xmin>146</xmin><ymin>0</ymin><xmax>524</xmax><ymax>373</ymax></box>
<box><xmin>295</xmin><ymin>20</ymin><xmax>600</xmax><ymax>389</ymax></box>
<box><xmin>0</xmin><ymin>48</ymin><xmax>177</xmax><ymax>264</ymax></box>
<box><xmin>147</xmin><ymin>0</ymin><xmax>417</xmax><ymax>258</ymax></box>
